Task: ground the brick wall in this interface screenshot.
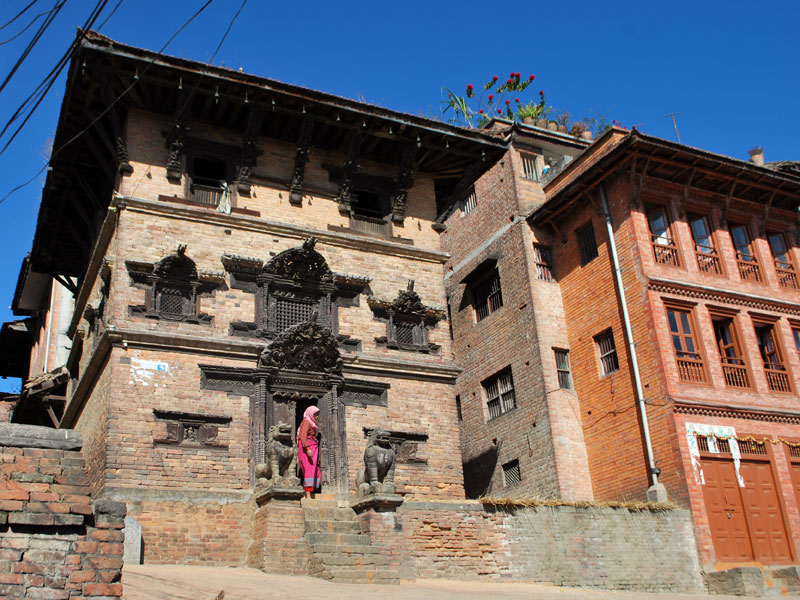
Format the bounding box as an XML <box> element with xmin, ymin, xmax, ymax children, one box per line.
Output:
<box><xmin>0</xmin><ymin>423</ymin><xmax>125</xmax><ymax>599</ymax></box>
<box><xmin>249</xmin><ymin>499</ymin><xmax>307</xmax><ymax>574</ymax></box>
<box><xmin>357</xmin><ymin>501</ymin><xmax>703</xmax><ymax>592</ymax></box>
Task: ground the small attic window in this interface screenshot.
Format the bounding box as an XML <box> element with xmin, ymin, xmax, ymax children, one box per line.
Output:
<box><xmin>352</xmin><ymin>188</ymin><xmax>387</xmax><ymax>219</ymax></box>
<box><xmin>190</xmin><ymin>156</ymin><xmax>229</xmax><ymax>207</ymax></box>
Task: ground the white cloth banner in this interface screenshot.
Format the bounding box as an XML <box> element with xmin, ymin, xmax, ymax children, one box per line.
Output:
<box><xmin>685</xmin><ymin>422</ymin><xmax>744</xmax><ymax>487</ymax></box>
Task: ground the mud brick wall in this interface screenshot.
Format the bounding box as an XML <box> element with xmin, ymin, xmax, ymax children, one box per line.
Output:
<box><xmin>249</xmin><ymin>498</ymin><xmax>306</xmax><ymax>574</ymax></box>
<box><xmin>0</xmin><ymin>423</ymin><xmax>125</xmax><ymax>599</ymax></box>
<box><xmin>359</xmin><ymin>501</ymin><xmax>703</xmax><ymax>593</ymax></box>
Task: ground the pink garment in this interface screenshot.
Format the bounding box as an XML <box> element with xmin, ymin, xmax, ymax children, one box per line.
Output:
<box><xmin>298</xmin><ymin>406</ymin><xmax>321</xmax><ymax>491</ymax></box>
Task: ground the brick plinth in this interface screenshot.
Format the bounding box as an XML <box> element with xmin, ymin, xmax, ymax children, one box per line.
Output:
<box><xmin>250</xmin><ymin>499</ymin><xmax>307</xmax><ymax>574</ymax></box>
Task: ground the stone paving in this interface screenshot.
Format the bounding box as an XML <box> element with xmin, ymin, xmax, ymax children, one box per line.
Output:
<box><xmin>123</xmin><ymin>565</ymin><xmax>754</xmax><ymax>600</ymax></box>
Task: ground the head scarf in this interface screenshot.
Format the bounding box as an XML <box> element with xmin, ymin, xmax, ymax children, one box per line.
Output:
<box><xmin>302</xmin><ymin>406</ymin><xmax>320</xmax><ymax>431</ymax></box>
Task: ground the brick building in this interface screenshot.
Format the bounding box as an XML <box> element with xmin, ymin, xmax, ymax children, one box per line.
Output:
<box><xmin>3</xmin><ymin>29</ymin><xmax>800</xmax><ymax>582</ymax></box>
<box><xmin>443</xmin><ymin>119</ymin><xmax>800</xmax><ymax>570</ymax></box>
<box><xmin>0</xmin><ymin>31</ymin><xmax>506</xmax><ymax>566</ymax></box>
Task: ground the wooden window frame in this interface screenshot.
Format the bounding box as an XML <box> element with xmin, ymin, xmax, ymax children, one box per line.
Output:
<box><xmin>520</xmin><ymin>151</ymin><xmax>540</xmax><ymax>182</ymax></box>
<box><xmin>752</xmin><ymin>317</ymin><xmax>794</xmax><ymax>394</ymax></box>
<box><xmin>576</xmin><ymin>222</ymin><xmax>598</xmax><ymax>266</ymax></box>
<box><xmin>646</xmin><ymin>204</ymin><xmax>681</xmax><ymax>267</ymax></box>
<box><xmin>533</xmin><ymin>244</ymin><xmax>555</xmax><ymax>282</ymax></box>
<box><xmin>709</xmin><ymin>309</ymin><xmax>752</xmax><ymax>389</ymax></box>
<box><xmin>472</xmin><ymin>269</ymin><xmax>503</xmax><ymax>322</ymax></box>
<box><xmin>460</xmin><ymin>187</ymin><xmax>477</xmax><ymax>215</ymax></box>
<box><xmin>728</xmin><ymin>222</ymin><xmax>764</xmax><ymax>283</ymax></box>
<box><xmin>594</xmin><ymin>329</ymin><xmax>619</xmax><ymax>377</ymax></box>
<box><xmin>483</xmin><ymin>368</ymin><xmax>517</xmax><ymax>421</ymax></box>
<box><xmin>502</xmin><ymin>458</ymin><xmax>522</xmax><ymax>487</ymax></box>
<box><xmin>767</xmin><ymin>231</ymin><xmax>799</xmax><ymax>289</ymax></box>
<box><xmin>688</xmin><ymin>213</ymin><xmax>724</xmax><ymax>276</ymax></box>
<box><xmin>554</xmin><ymin>348</ymin><xmax>572</xmax><ymax>389</ymax></box>
<box><xmin>664</xmin><ymin>303</ymin><xmax>707</xmax><ymax>384</ymax></box>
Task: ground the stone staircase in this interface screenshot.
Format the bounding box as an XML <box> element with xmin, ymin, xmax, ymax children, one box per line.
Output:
<box><xmin>706</xmin><ymin>565</ymin><xmax>800</xmax><ymax>597</ymax></box>
<box><xmin>764</xmin><ymin>566</ymin><xmax>800</xmax><ymax>597</ymax></box>
<box><xmin>301</xmin><ymin>496</ymin><xmax>399</xmax><ymax>584</ymax></box>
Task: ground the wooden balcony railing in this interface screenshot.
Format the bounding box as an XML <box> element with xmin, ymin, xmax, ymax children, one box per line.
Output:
<box><xmin>775</xmin><ymin>260</ymin><xmax>799</xmax><ymax>289</ymax></box>
<box><xmin>765</xmin><ymin>366</ymin><xmax>792</xmax><ymax>392</ymax></box>
<box><xmin>721</xmin><ymin>360</ymin><xmax>750</xmax><ymax>388</ymax></box>
<box><xmin>736</xmin><ymin>253</ymin><xmax>762</xmax><ymax>282</ymax></box>
<box><xmin>350</xmin><ymin>214</ymin><xmax>391</xmax><ymax>237</ymax></box>
<box><xmin>190</xmin><ymin>183</ymin><xmax>224</xmax><ymax>207</ymax></box>
<box><xmin>695</xmin><ymin>244</ymin><xmax>722</xmax><ymax>275</ymax></box>
<box><xmin>651</xmin><ymin>235</ymin><xmax>680</xmax><ymax>267</ymax></box>
<box><xmin>676</xmin><ymin>354</ymin><xmax>705</xmax><ymax>383</ymax></box>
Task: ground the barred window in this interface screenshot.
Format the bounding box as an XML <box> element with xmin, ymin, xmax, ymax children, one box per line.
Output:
<box><xmin>158</xmin><ymin>287</ymin><xmax>189</xmax><ymax>316</ymax></box>
<box><xmin>502</xmin><ymin>459</ymin><xmax>522</xmax><ymax>486</ymax></box>
<box><xmin>533</xmin><ymin>245</ymin><xmax>555</xmax><ymax>282</ymax></box>
<box><xmin>576</xmin><ymin>222</ymin><xmax>598</xmax><ymax>266</ymax></box>
<box><xmin>484</xmin><ymin>368</ymin><xmax>516</xmax><ymax>420</ymax></box>
<box><xmin>275</xmin><ymin>297</ymin><xmax>314</xmax><ymax>332</ymax></box>
<box><xmin>473</xmin><ymin>270</ymin><xmax>503</xmax><ymax>322</ymax></box>
<box><xmin>520</xmin><ymin>152</ymin><xmax>540</xmax><ymax>182</ymax></box>
<box><xmin>594</xmin><ymin>329</ymin><xmax>619</xmax><ymax>376</ymax></box>
<box><xmin>460</xmin><ymin>188</ymin><xmax>477</xmax><ymax>215</ymax></box>
<box><xmin>554</xmin><ymin>349</ymin><xmax>572</xmax><ymax>389</ymax></box>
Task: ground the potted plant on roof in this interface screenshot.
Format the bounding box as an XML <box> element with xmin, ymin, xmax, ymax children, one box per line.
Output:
<box><xmin>517</xmin><ymin>96</ymin><xmax>546</xmax><ymax>125</ymax></box>
<box><xmin>749</xmin><ymin>146</ymin><xmax>764</xmax><ymax>166</ymax></box>
<box><xmin>440</xmin><ymin>73</ymin><xmax>541</xmax><ymax>128</ymax></box>
<box><xmin>556</xmin><ymin>109</ymin><xmax>570</xmax><ymax>134</ymax></box>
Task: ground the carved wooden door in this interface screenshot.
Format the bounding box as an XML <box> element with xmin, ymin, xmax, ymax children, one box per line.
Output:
<box><xmin>701</xmin><ymin>458</ymin><xmax>753</xmax><ymax>562</ymax></box>
<box><xmin>738</xmin><ymin>460</ymin><xmax>793</xmax><ymax>564</ymax></box>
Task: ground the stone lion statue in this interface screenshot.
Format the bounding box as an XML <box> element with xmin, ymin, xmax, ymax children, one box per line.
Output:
<box><xmin>255</xmin><ymin>422</ymin><xmax>299</xmax><ymax>485</ymax></box>
<box><xmin>356</xmin><ymin>429</ymin><xmax>397</xmax><ymax>497</ymax></box>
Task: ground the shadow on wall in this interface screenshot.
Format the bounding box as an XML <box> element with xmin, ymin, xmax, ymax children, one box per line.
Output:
<box><xmin>462</xmin><ymin>445</ymin><xmax>499</xmax><ymax>499</ymax></box>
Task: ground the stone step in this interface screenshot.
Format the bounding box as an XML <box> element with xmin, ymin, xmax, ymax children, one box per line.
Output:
<box><xmin>306</xmin><ymin>532</ymin><xmax>370</xmax><ymax>546</ymax></box>
<box><xmin>302</xmin><ymin>507</ymin><xmax>357</xmax><ymax>521</ymax></box>
<box><xmin>300</xmin><ymin>495</ymin><xmax>336</xmax><ymax>508</ymax></box>
<box><xmin>304</xmin><ymin>519</ymin><xmax>362</xmax><ymax>534</ymax></box>
<box><xmin>309</xmin><ymin>543</ymin><xmax>382</xmax><ymax>555</ymax></box>
<box><xmin>311</xmin><ymin>568</ymin><xmax>400</xmax><ymax>584</ymax></box>
<box><xmin>309</xmin><ymin>554</ymin><xmax>388</xmax><ymax>568</ymax></box>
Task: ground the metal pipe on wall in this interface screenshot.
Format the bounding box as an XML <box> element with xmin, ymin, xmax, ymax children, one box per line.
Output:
<box><xmin>598</xmin><ymin>184</ymin><xmax>659</xmax><ymax>488</ymax></box>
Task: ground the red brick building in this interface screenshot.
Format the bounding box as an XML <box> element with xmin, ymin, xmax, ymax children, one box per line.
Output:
<box><xmin>530</xmin><ymin>128</ymin><xmax>800</xmax><ymax>569</ymax></box>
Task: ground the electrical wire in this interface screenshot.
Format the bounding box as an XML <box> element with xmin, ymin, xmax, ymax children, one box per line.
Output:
<box><xmin>0</xmin><ymin>0</ymin><xmax>110</xmax><ymax>156</ymax></box>
<box><xmin>0</xmin><ymin>0</ymin><xmax>68</xmax><ymax>95</ymax></box>
<box><xmin>0</xmin><ymin>9</ymin><xmax>45</xmax><ymax>46</ymax></box>
<box><xmin>0</xmin><ymin>0</ymin><xmax>40</xmax><ymax>32</ymax></box>
<box><xmin>96</xmin><ymin>0</ymin><xmax>123</xmax><ymax>31</ymax></box>
<box><xmin>0</xmin><ymin>0</ymin><xmax>252</xmax><ymax>206</ymax></box>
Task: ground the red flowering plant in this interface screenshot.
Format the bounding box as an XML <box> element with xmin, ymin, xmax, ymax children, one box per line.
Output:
<box><xmin>442</xmin><ymin>72</ymin><xmax>545</xmax><ymax>128</ymax></box>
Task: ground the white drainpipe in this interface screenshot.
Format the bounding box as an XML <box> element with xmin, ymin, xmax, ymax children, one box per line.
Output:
<box><xmin>599</xmin><ymin>185</ymin><xmax>660</xmax><ymax>490</ymax></box>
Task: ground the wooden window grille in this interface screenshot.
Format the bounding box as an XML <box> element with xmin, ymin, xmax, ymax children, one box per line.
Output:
<box><xmin>533</xmin><ymin>245</ymin><xmax>555</xmax><ymax>282</ymax></box>
<box><xmin>697</xmin><ymin>435</ymin><xmax>730</xmax><ymax>454</ymax></box>
<box><xmin>190</xmin><ymin>156</ymin><xmax>228</xmax><ymax>207</ymax></box>
<box><xmin>647</xmin><ymin>206</ymin><xmax>680</xmax><ymax>267</ymax></box>
<box><xmin>754</xmin><ymin>322</ymin><xmax>792</xmax><ymax>393</ymax></box>
<box><xmin>666</xmin><ymin>306</ymin><xmax>705</xmax><ymax>383</ymax></box>
<box><xmin>576</xmin><ymin>222</ymin><xmax>598</xmax><ymax>266</ymax></box>
<box><xmin>520</xmin><ymin>153</ymin><xmax>540</xmax><ymax>182</ymax></box>
<box><xmin>460</xmin><ymin>188</ymin><xmax>477</xmax><ymax>215</ymax></box>
<box><xmin>739</xmin><ymin>439</ymin><xmax>767</xmax><ymax>456</ymax></box>
<box><xmin>768</xmin><ymin>232</ymin><xmax>798</xmax><ymax>289</ymax></box>
<box><xmin>555</xmin><ymin>349</ymin><xmax>572</xmax><ymax>389</ymax></box>
<box><xmin>502</xmin><ymin>459</ymin><xmax>522</xmax><ymax>486</ymax></box>
<box><xmin>712</xmin><ymin>316</ymin><xmax>750</xmax><ymax>388</ymax></box>
<box><xmin>484</xmin><ymin>368</ymin><xmax>516</xmax><ymax>420</ymax></box>
<box><xmin>595</xmin><ymin>329</ymin><xmax>619</xmax><ymax>376</ymax></box>
<box><xmin>730</xmin><ymin>224</ymin><xmax>762</xmax><ymax>282</ymax></box>
<box><xmin>473</xmin><ymin>270</ymin><xmax>503</xmax><ymax>322</ymax></box>
<box><xmin>689</xmin><ymin>215</ymin><xmax>722</xmax><ymax>275</ymax></box>
<box><xmin>788</xmin><ymin>445</ymin><xmax>800</xmax><ymax>459</ymax></box>
<box><xmin>158</xmin><ymin>287</ymin><xmax>189</xmax><ymax>317</ymax></box>
<box><xmin>455</xmin><ymin>395</ymin><xmax>462</xmax><ymax>421</ymax></box>
<box><xmin>275</xmin><ymin>297</ymin><xmax>313</xmax><ymax>332</ymax></box>
<box><xmin>394</xmin><ymin>321</ymin><xmax>416</xmax><ymax>345</ymax></box>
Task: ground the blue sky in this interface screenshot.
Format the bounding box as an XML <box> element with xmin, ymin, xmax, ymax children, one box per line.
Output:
<box><xmin>1</xmin><ymin>0</ymin><xmax>799</xmax><ymax>392</ymax></box>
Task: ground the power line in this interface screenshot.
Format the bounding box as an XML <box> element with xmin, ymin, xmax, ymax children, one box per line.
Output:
<box><xmin>0</xmin><ymin>8</ymin><xmax>46</xmax><ymax>46</ymax></box>
<box><xmin>0</xmin><ymin>0</ymin><xmax>110</xmax><ymax>156</ymax></box>
<box><xmin>0</xmin><ymin>0</ymin><xmax>68</xmax><ymax>95</ymax></box>
<box><xmin>0</xmin><ymin>0</ymin><xmax>40</xmax><ymax>32</ymax></box>
<box><xmin>0</xmin><ymin>0</ymin><xmax>251</xmax><ymax>206</ymax></box>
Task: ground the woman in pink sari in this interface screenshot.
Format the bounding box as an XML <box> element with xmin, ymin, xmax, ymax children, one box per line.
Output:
<box><xmin>297</xmin><ymin>406</ymin><xmax>321</xmax><ymax>498</ymax></box>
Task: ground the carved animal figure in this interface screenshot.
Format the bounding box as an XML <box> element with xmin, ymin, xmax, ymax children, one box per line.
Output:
<box><xmin>255</xmin><ymin>422</ymin><xmax>299</xmax><ymax>485</ymax></box>
<box><xmin>356</xmin><ymin>429</ymin><xmax>397</xmax><ymax>497</ymax></box>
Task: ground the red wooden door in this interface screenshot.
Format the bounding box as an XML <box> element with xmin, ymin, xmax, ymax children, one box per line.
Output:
<box><xmin>739</xmin><ymin>461</ymin><xmax>793</xmax><ymax>564</ymax></box>
<box><xmin>790</xmin><ymin>462</ymin><xmax>800</xmax><ymax>517</ymax></box>
<box><xmin>701</xmin><ymin>458</ymin><xmax>753</xmax><ymax>562</ymax></box>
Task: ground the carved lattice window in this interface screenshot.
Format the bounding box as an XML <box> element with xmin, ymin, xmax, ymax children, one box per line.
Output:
<box><xmin>158</xmin><ymin>286</ymin><xmax>190</xmax><ymax>317</ymax></box>
<box><xmin>275</xmin><ymin>297</ymin><xmax>315</xmax><ymax>332</ymax></box>
<box><xmin>368</xmin><ymin>282</ymin><xmax>445</xmax><ymax>354</ymax></box>
<box><xmin>394</xmin><ymin>321</ymin><xmax>416</xmax><ymax>345</ymax></box>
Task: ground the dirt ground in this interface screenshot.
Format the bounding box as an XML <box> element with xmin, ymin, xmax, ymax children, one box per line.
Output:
<box><xmin>122</xmin><ymin>565</ymin><xmax>753</xmax><ymax>600</ymax></box>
